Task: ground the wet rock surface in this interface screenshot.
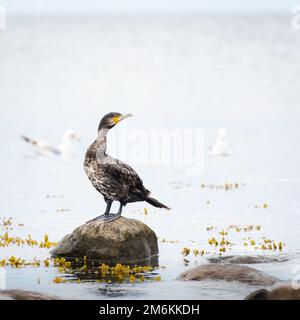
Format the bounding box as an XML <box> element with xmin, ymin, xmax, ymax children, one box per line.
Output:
<box><xmin>176</xmin><ymin>264</ymin><xmax>278</xmax><ymax>286</ymax></box>
<box><xmin>51</xmin><ymin>217</ymin><xmax>158</xmax><ymax>264</ymax></box>
<box><xmin>245</xmin><ymin>284</ymin><xmax>300</xmax><ymax>300</ymax></box>
<box><xmin>0</xmin><ymin>290</ymin><xmax>60</xmax><ymax>300</ymax></box>
<box><xmin>207</xmin><ymin>254</ymin><xmax>288</xmax><ymax>264</ymax></box>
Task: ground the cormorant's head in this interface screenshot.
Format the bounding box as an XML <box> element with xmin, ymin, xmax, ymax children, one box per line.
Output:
<box><xmin>98</xmin><ymin>112</ymin><xmax>133</xmax><ymax>131</ymax></box>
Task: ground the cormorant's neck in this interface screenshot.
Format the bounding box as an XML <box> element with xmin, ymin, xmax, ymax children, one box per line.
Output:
<box><xmin>96</xmin><ymin>128</ymin><xmax>109</xmax><ymax>156</ymax></box>
<box><xmin>97</xmin><ymin>128</ymin><xmax>109</xmax><ymax>140</ymax></box>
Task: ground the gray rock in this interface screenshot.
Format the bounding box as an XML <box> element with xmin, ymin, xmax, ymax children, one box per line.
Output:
<box><xmin>245</xmin><ymin>284</ymin><xmax>300</xmax><ymax>300</ymax></box>
<box><xmin>0</xmin><ymin>290</ymin><xmax>60</xmax><ymax>300</ymax></box>
<box><xmin>208</xmin><ymin>254</ymin><xmax>288</xmax><ymax>264</ymax></box>
<box><xmin>51</xmin><ymin>217</ymin><xmax>158</xmax><ymax>264</ymax></box>
<box><xmin>176</xmin><ymin>264</ymin><xmax>278</xmax><ymax>286</ymax></box>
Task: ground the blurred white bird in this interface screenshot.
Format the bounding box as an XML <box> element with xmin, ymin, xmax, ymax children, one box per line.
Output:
<box><xmin>209</xmin><ymin>128</ymin><xmax>230</xmax><ymax>156</ymax></box>
<box><xmin>21</xmin><ymin>130</ymin><xmax>80</xmax><ymax>157</ymax></box>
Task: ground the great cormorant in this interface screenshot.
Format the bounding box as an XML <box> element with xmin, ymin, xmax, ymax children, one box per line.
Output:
<box><xmin>84</xmin><ymin>112</ymin><xmax>170</xmax><ymax>223</ymax></box>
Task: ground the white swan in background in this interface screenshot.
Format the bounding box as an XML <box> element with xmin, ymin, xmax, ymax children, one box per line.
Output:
<box><xmin>21</xmin><ymin>130</ymin><xmax>80</xmax><ymax>157</ymax></box>
<box><xmin>209</xmin><ymin>128</ymin><xmax>230</xmax><ymax>156</ymax></box>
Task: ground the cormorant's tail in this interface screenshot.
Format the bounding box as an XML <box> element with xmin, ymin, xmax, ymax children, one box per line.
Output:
<box><xmin>145</xmin><ymin>196</ymin><xmax>170</xmax><ymax>210</ymax></box>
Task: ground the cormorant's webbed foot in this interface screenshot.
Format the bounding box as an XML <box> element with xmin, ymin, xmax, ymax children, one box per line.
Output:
<box><xmin>104</xmin><ymin>213</ymin><xmax>121</xmax><ymax>223</ymax></box>
<box><xmin>86</xmin><ymin>213</ymin><xmax>121</xmax><ymax>224</ymax></box>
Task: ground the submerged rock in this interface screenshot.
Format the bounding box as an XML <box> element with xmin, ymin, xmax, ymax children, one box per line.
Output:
<box><xmin>51</xmin><ymin>217</ymin><xmax>158</xmax><ymax>264</ymax></box>
<box><xmin>208</xmin><ymin>254</ymin><xmax>288</xmax><ymax>264</ymax></box>
<box><xmin>0</xmin><ymin>290</ymin><xmax>60</xmax><ymax>300</ymax></box>
<box><xmin>176</xmin><ymin>264</ymin><xmax>278</xmax><ymax>286</ymax></box>
<box><xmin>245</xmin><ymin>284</ymin><xmax>300</xmax><ymax>300</ymax></box>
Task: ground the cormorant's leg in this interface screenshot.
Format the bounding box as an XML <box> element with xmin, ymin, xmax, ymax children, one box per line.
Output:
<box><xmin>104</xmin><ymin>200</ymin><xmax>112</xmax><ymax>214</ymax></box>
<box><xmin>86</xmin><ymin>200</ymin><xmax>113</xmax><ymax>223</ymax></box>
<box><xmin>101</xmin><ymin>202</ymin><xmax>123</xmax><ymax>223</ymax></box>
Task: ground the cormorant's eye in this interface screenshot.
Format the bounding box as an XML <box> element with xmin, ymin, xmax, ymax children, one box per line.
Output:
<box><xmin>112</xmin><ymin>115</ymin><xmax>120</xmax><ymax>124</ymax></box>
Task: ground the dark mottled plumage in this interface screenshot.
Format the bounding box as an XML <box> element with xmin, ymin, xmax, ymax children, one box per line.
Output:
<box><xmin>84</xmin><ymin>112</ymin><xmax>169</xmax><ymax>222</ymax></box>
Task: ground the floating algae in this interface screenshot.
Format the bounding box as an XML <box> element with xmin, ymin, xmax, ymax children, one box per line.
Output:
<box><xmin>180</xmin><ymin>224</ymin><xmax>286</xmax><ymax>261</ymax></box>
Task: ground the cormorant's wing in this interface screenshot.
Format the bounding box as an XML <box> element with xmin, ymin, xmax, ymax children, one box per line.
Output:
<box><xmin>103</xmin><ymin>159</ymin><xmax>150</xmax><ymax>196</ymax></box>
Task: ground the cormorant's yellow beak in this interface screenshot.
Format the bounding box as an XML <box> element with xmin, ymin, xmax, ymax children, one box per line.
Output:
<box><xmin>113</xmin><ymin>113</ymin><xmax>133</xmax><ymax>124</ymax></box>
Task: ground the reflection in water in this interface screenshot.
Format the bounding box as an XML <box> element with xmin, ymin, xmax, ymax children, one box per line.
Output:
<box><xmin>52</xmin><ymin>257</ymin><xmax>161</xmax><ymax>285</ymax></box>
<box><xmin>96</xmin><ymin>285</ymin><xmax>135</xmax><ymax>298</ymax></box>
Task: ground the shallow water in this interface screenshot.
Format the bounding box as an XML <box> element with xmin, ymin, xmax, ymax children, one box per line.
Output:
<box><xmin>1</xmin><ymin>14</ymin><xmax>300</xmax><ymax>299</ymax></box>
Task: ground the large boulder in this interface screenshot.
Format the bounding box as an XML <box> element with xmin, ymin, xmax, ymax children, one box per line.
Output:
<box><xmin>176</xmin><ymin>264</ymin><xmax>278</xmax><ymax>286</ymax></box>
<box><xmin>0</xmin><ymin>290</ymin><xmax>60</xmax><ymax>300</ymax></box>
<box><xmin>51</xmin><ymin>217</ymin><xmax>158</xmax><ymax>265</ymax></box>
<box><xmin>245</xmin><ymin>284</ymin><xmax>300</xmax><ymax>300</ymax></box>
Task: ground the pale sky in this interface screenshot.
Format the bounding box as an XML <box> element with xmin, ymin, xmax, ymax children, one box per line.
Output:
<box><xmin>0</xmin><ymin>0</ymin><xmax>297</xmax><ymax>14</ymax></box>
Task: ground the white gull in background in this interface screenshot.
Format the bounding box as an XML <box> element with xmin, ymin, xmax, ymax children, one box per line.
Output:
<box><xmin>21</xmin><ymin>130</ymin><xmax>80</xmax><ymax>157</ymax></box>
<box><xmin>209</xmin><ymin>128</ymin><xmax>231</xmax><ymax>156</ymax></box>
